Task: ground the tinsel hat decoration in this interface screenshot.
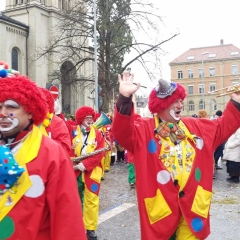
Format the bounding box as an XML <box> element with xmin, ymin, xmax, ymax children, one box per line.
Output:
<box><xmin>0</xmin><ymin>145</ymin><xmax>25</xmax><ymax>195</ymax></box>
<box><xmin>0</xmin><ymin>61</ymin><xmax>20</xmax><ymax>78</ymax></box>
<box><xmin>148</xmin><ymin>78</ymin><xmax>186</xmax><ymax>114</ymax></box>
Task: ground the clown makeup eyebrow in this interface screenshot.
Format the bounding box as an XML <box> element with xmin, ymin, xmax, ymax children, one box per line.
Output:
<box><xmin>4</xmin><ymin>100</ymin><xmax>20</xmax><ymax>108</ymax></box>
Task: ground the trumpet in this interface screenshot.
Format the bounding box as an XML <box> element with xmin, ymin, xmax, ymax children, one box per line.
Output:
<box><xmin>207</xmin><ymin>84</ymin><xmax>240</xmax><ymax>97</ymax></box>
<box><xmin>72</xmin><ymin>139</ymin><xmax>111</xmax><ymax>164</ymax></box>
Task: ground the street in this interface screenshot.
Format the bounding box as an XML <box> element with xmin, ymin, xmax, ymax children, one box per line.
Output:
<box><xmin>97</xmin><ymin>160</ymin><xmax>240</xmax><ymax>240</ymax></box>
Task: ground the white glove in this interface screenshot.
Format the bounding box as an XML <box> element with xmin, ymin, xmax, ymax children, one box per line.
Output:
<box><xmin>73</xmin><ymin>162</ymin><xmax>86</xmax><ymax>171</ymax></box>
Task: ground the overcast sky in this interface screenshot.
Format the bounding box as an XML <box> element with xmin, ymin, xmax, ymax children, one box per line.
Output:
<box><xmin>1</xmin><ymin>0</ymin><xmax>240</xmax><ymax>93</ymax></box>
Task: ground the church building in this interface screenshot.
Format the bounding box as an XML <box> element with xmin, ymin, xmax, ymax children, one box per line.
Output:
<box><xmin>0</xmin><ymin>0</ymin><xmax>95</xmax><ymax>115</ymax></box>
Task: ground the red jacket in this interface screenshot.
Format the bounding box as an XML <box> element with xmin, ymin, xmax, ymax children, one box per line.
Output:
<box><xmin>5</xmin><ymin>134</ymin><xmax>87</xmax><ymax>240</ymax></box>
<box><xmin>46</xmin><ymin>114</ymin><xmax>72</xmax><ymax>156</ymax></box>
<box><xmin>112</xmin><ymin>101</ymin><xmax>240</xmax><ymax>240</ymax></box>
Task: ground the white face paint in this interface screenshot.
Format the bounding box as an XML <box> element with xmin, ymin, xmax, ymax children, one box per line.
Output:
<box><xmin>158</xmin><ymin>99</ymin><xmax>183</xmax><ymax>123</ymax></box>
<box><xmin>169</xmin><ymin>109</ymin><xmax>181</xmax><ymax>121</ymax></box>
<box><xmin>0</xmin><ymin>100</ymin><xmax>20</xmax><ymax>132</ymax></box>
<box><xmin>82</xmin><ymin>115</ymin><xmax>93</xmax><ymax>128</ymax></box>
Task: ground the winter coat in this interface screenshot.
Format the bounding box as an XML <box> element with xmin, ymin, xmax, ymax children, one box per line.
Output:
<box><xmin>222</xmin><ymin>128</ymin><xmax>240</xmax><ymax>162</ymax></box>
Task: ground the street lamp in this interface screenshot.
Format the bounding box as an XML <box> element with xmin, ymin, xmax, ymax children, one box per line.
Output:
<box><xmin>201</xmin><ymin>52</ymin><xmax>208</xmax><ymax>108</ymax></box>
<box><xmin>93</xmin><ymin>0</ymin><xmax>98</xmax><ymax>112</ymax></box>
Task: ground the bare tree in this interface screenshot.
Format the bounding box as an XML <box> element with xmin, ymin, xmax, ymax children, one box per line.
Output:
<box><xmin>37</xmin><ymin>0</ymin><xmax>179</xmax><ymax>112</ymax></box>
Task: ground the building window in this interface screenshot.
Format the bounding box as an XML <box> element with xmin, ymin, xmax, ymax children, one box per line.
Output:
<box><xmin>188</xmin><ymin>69</ymin><xmax>193</xmax><ymax>78</ymax></box>
<box><xmin>232</xmin><ymin>65</ymin><xmax>238</xmax><ymax>75</ymax></box>
<box><xmin>188</xmin><ymin>85</ymin><xmax>194</xmax><ymax>94</ymax></box>
<box><xmin>232</xmin><ymin>81</ymin><xmax>239</xmax><ymax>85</ymax></box>
<box><xmin>199</xmin><ymin>100</ymin><xmax>205</xmax><ymax>110</ymax></box>
<box><xmin>208</xmin><ymin>53</ymin><xmax>216</xmax><ymax>58</ymax></box>
<box><xmin>188</xmin><ymin>101</ymin><xmax>195</xmax><ymax>111</ymax></box>
<box><xmin>178</xmin><ymin>70</ymin><xmax>183</xmax><ymax>79</ymax></box>
<box><xmin>12</xmin><ymin>48</ymin><xmax>18</xmax><ymax>71</ymax></box>
<box><xmin>209</xmin><ymin>67</ymin><xmax>215</xmax><ymax>77</ymax></box>
<box><xmin>209</xmin><ymin>83</ymin><xmax>216</xmax><ymax>92</ymax></box>
<box><xmin>231</xmin><ymin>51</ymin><xmax>239</xmax><ymax>56</ymax></box>
<box><xmin>199</xmin><ymin>68</ymin><xmax>203</xmax><ymax>77</ymax></box>
<box><xmin>210</xmin><ymin>100</ymin><xmax>217</xmax><ymax>113</ymax></box>
<box><xmin>199</xmin><ymin>84</ymin><xmax>204</xmax><ymax>94</ymax></box>
<box><xmin>187</xmin><ymin>56</ymin><xmax>194</xmax><ymax>60</ymax></box>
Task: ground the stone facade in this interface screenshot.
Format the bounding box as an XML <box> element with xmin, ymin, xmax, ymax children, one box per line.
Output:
<box><xmin>0</xmin><ymin>0</ymin><xmax>95</xmax><ymax>115</ymax></box>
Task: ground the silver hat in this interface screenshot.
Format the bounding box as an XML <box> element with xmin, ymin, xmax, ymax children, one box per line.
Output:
<box><xmin>155</xmin><ymin>78</ymin><xmax>177</xmax><ymax>98</ymax></box>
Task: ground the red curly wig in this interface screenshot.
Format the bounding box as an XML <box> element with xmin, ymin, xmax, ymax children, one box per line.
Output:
<box><xmin>75</xmin><ymin>106</ymin><xmax>95</xmax><ymax>125</ymax></box>
<box><xmin>38</xmin><ymin>87</ymin><xmax>55</xmax><ymax>113</ymax></box>
<box><xmin>148</xmin><ymin>83</ymin><xmax>186</xmax><ymax>114</ymax></box>
<box><xmin>94</xmin><ymin>112</ymin><xmax>101</xmax><ymax>122</ymax></box>
<box><xmin>0</xmin><ymin>76</ymin><xmax>48</xmax><ymax>125</ymax></box>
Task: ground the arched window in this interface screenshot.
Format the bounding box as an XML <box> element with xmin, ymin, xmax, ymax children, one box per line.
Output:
<box><xmin>210</xmin><ymin>99</ymin><xmax>217</xmax><ymax>113</ymax></box>
<box><xmin>188</xmin><ymin>101</ymin><xmax>195</xmax><ymax>111</ymax></box>
<box><xmin>199</xmin><ymin>100</ymin><xmax>205</xmax><ymax>110</ymax></box>
<box><xmin>12</xmin><ymin>48</ymin><xmax>19</xmax><ymax>71</ymax></box>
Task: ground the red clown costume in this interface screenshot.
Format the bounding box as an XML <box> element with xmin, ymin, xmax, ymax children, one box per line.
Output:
<box><xmin>0</xmin><ymin>75</ymin><xmax>86</xmax><ymax>240</ymax></box>
<box><xmin>72</xmin><ymin>106</ymin><xmax>105</xmax><ymax>240</ymax></box>
<box><xmin>38</xmin><ymin>87</ymin><xmax>72</xmax><ymax>157</ymax></box>
<box><xmin>112</xmin><ymin>77</ymin><xmax>240</xmax><ymax>240</ymax></box>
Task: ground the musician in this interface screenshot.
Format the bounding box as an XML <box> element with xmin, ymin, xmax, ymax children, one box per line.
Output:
<box><xmin>72</xmin><ymin>106</ymin><xmax>105</xmax><ymax>240</ymax></box>
<box><xmin>0</xmin><ymin>74</ymin><xmax>86</xmax><ymax>239</ymax></box>
<box><xmin>38</xmin><ymin>87</ymin><xmax>72</xmax><ymax>156</ymax></box>
<box><xmin>112</xmin><ymin>71</ymin><xmax>240</xmax><ymax>240</ymax></box>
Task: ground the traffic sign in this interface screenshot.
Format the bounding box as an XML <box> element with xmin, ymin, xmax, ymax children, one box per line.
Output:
<box><xmin>49</xmin><ymin>85</ymin><xmax>59</xmax><ymax>99</ymax></box>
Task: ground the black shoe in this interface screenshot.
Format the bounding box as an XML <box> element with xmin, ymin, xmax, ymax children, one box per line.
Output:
<box><xmin>226</xmin><ymin>177</ymin><xmax>234</xmax><ymax>181</ymax></box>
<box><xmin>86</xmin><ymin>230</ymin><xmax>98</xmax><ymax>240</ymax></box>
<box><xmin>229</xmin><ymin>177</ymin><xmax>240</xmax><ymax>183</ymax></box>
<box><xmin>105</xmin><ymin>169</ymin><xmax>109</xmax><ymax>172</ymax></box>
<box><xmin>130</xmin><ymin>183</ymin><xmax>135</xmax><ymax>188</ymax></box>
<box><xmin>216</xmin><ymin>166</ymin><xmax>222</xmax><ymax>170</ymax></box>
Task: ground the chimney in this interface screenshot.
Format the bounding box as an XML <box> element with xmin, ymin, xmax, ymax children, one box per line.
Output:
<box><xmin>220</xmin><ymin>39</ymin><xmax>224</xmax><ymax>45</ymax></box>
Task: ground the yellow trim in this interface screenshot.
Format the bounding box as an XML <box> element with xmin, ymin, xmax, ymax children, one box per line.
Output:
<box><xmin>0</xmin><ymin>125</ymin><xmax>42</xmax><ymax>221</ymax></box>
<box><xmin>39</xmin><ymin>112</ymin><xmax>54</xmax><ymax>136</ymax></box>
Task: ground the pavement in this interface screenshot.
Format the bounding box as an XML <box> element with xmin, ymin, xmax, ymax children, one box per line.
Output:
<box><xmin>97</xmin><ymin>160</ymin><xmax>240</xmax><ymax>240</ymax></box>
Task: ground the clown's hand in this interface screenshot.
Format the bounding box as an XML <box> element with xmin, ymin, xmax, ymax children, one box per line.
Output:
<box><xmin>229</xmin><ymin>85</ymin><xmax>240</xmax><ymax>103</ymax></box>
<box><xmin>73</xmin><ymin>162</ymin><xmax>86</xmax><ymax>171</ymax></box>
<box><xmin>118</xmin><ymin>71</ymin><xmax>140</xmax><ymax>98</ymax></box>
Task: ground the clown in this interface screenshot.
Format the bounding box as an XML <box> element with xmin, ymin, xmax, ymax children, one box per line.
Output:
<box><xmin>112</xmin><ymin>71</ymin><xmax>240</xmax><ymax>240</ymax></box>
<box><xmin>0</xmin><ymin>74</ymin><xmax>86</xmax><ymax>240</ymax></box>
<box><xmin>38</xmin><ymin>87</ymin><xmax>72</xmax><ymax>156</ymax></box>
<box><xmin>72</xmin><ymin>106</ymin><xmax>105</xmax><ymax>240</ymax></box>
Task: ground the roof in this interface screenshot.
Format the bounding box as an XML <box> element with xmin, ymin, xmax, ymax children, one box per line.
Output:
<box><xmin>0</xmin><ymin>11</ymin><xmax>29</xmax><ymax>29</ymax></box>
<box><xmin>170</xmin><ymin>44</ymin><xmax>240</xmax><ymax>65</ymax></box>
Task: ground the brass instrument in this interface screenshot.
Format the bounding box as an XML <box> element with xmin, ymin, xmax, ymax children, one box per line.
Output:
<box><xmin>72</xmin><ymin>139</ymin><xmax>111</xmax><ymax>164</ymax></box>
<box><xmin>72</xmin><ymin>112</ymin><xmax>112</xmax><ymax>165</ymax></box>
<box><xmin>208</xmin><ymin>84</ymin><xmax>240</xmax><ymax>97</ymax></box>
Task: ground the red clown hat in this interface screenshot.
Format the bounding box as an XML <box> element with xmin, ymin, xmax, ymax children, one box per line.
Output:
<box><xmin>75</xmin><ymin>106</ymin><xmax>95</xmax><ymax>125</ymax></box>
<box><xmin>39</xmin><ymin>87</ymin><xmax>55</xmax><ymax>113</ymax></box>
<box><xmin>0</xmin><ymin>76</ymin><xmax>48</xmax><ymax>125</ymax></box>
<box><xmin>148</xmin><ymin>79</ymin><xmax>186</xmax><ymax>114</ymax></box>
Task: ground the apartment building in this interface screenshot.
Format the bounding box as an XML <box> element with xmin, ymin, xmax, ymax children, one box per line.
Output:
<box><xmin>170</xmin><ymin>40</ymin><xmax>240</xmax><ymax>117</ymax></box>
